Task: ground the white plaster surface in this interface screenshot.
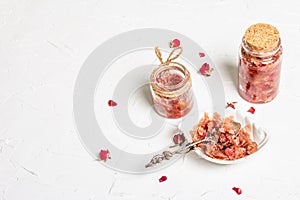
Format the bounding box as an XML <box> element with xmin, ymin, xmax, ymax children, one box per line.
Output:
<box><xmin>1</xmin><ymin>0</ymin><xmax>300</xmax><ymax>199</ymax></box>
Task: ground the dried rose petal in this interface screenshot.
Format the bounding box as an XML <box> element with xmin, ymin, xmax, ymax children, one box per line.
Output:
<box><xmin>232</xmin><ymin>187</ymin><xmax>242</xmax><ymax>195</ymax></box>
<box><xmin>159</xmin><ymin>176</ymin><xmax>167</xmax><ymax>182</ymax></box>
<box><xmin>173</xmin><ymin>133</ymin><xmax>186</xmax><ymax>146</ymax></box>
<box><xmin>169</xmin><ymin>39</ymin><xmax>181</xmax><ymax>48</ymax></box>
<box><xmin>247</xmin><ymin>107</ymin><xmax>255</xmax><ymax>114</ymax></box>
<box><xmin>199</xmin><ymin>52</ymin><xmax>205</xmax><ymax>57</ymax></box>
<box><xmin>108</xmin><ymin>100</ymin><xmax>117</xmax><ymax>107</ymax></box>
<box><xmin>226</xmin><ymin>102</ymin><xmax>237</xmax><ymax>109</ymax></box>
<box><xmin>199</xmin><ymin>63</ymin><xmax>213</xmax><ymax>76</ymax></box>
<box><xmin>99</xmin><ymin>149</ymin><xmax>111</xmax><ymax>161</ymax></box>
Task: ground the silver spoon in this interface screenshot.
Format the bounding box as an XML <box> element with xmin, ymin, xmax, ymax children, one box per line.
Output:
<box><xmin>145</xmin><ymin>129</ymin><xmax>218</xmax><ymax>168</ymax></box>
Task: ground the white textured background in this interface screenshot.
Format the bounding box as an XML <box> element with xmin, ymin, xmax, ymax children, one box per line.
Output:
<box><xmin>1</xmin><ymin>0</ymin><xmax>300</xmax><ymax>199</ymax></box>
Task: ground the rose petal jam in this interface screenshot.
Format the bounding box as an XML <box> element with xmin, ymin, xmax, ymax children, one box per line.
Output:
<box><xmin>238</xmin><ymin>23</ymin><xmax>283</xmax><ymax>103</ymax></box>
<box><xmin>150</xmin><ymin>64</ymin><xmax>193</xmax><ymax>119</ymax></box>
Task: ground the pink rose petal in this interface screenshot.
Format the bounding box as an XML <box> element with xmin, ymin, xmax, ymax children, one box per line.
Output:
<box><xmin>199</xmin><ymin>63</ymin><xmax>213</xmax><ymax>76</ymax></box>
<box><xmin>99</xmin><ymin>149</ymin><xmax>111</xmax><ymax>161</ymax></box>
<box><xmin>199</xmin><ymin>52</ymin><xmax>205</xmax><ymax>57</ymax></box>
<box><xmin>108</xmin><ymin>100</ymin><xmax>117</xmax><ymax>107</ymax></box>
<box><xmin>226</xmin><ymin>102</ymin><xmax>237</xmax><ymax>109</ymax></box>
<box><xmin>169</xmin><ymin>39</ymin><xmax>181</xmax><ymax>48</ymax></box>
<box><xmin>247</xmin><ymin>107</ymin><xmax>255</xmax><ymax>114</ymax></box>
<box><xmin>232</xmin><ymin>187</ymin><xmax>242</xmax><ymax>195</ymax></box>
<box><xmin>173</xmin><ymin>133</ymin><xmax>186</xmax><ymax>146</ymax></box>
<box><xmin>159</xmin><ymin>176</ymin><xmax>167</xmax><ymax>182</ymax></box>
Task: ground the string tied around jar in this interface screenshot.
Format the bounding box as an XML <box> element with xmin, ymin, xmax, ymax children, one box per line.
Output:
<box><xmin>150</xmin><ymin>46</ymin><xmax>193</xmax><ymax>118</ymax></box>
<box><xmin>151</xmin><ymin>46</ymin><xmax>191</xmax><ymax>96</ymax></box>
<box><xmin>154</xmin><ymin>47</ymin><xmax>186</xmax><ymax>69</ymax></box>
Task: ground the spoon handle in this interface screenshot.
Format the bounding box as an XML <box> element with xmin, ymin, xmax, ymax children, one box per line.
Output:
<box><xmin>145</xmin><ymin>137</ymin><xmax>214</xmax><ymax>168</ymax></box>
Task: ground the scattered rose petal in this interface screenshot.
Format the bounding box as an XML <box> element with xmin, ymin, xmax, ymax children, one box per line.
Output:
<box><xmin>169</xmin><ymin>39</ymin><xmax>181</xmax><ymax>48</ymax></box>
<box><xmin>159</xmin><ymin>176</ymin><xmax>167</xmax><ymax>182</ymax></box>
<box><xmin>247</xmin><ymin>107</ymin><xmax>255</xmax><ymax>114</ymax></box>
<box><xmin>99</xmin><ymin>149</ymin><xmax>111</xmax><ymax>161</ymax></box>
<box><xmin>232</xmin><ymin>187</ymin><xmax>242</xmax><ymax>195</ymax></box>
<box><xmin>108</xmin><ymin>100</ymin><xmax>117</xmax><ymax>107</ymax></box>
<box><xmin>172</xmin><ymin>133</ymin><xmax>186</xmax><ymax>146</ymax></box>
<box><xmin>199</xmin><ymin>52</ymin><xmax>205</xmax><ymax>57</ymax></box>
<box><xmin>226</xmin><ymin>102</ymin><xmax>237</xmax><ymax>109</ymax></box>
<box><xmin>199</xmin><ymin>63</ymin><xmax>214</xmax><ymax>76</ymax></box>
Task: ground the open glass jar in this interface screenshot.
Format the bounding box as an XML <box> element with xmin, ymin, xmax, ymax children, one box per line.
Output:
<box><xmin>150</xmin><ymin>63</ymin><xmax>193</xmax><ymax>119</ymax></box>
<box><xmin>238</xmin><ymin>23</ymin><xmax>283</xmax><ymax>103</ymax></box>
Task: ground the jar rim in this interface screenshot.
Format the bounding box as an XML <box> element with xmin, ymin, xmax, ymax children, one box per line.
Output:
<box><xmin>150</xmin><ymin>64</ymin><xmax>192</xmax><ymax>98</ymax></box>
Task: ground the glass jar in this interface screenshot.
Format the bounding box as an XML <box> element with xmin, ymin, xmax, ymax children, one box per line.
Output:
<box><xmin>238</xmin><ymin>23</ymin><xmax>283</xmax><ymax>103</ymax></box>
<box><xmin>150</xmin><ymin>63</ymin><xmax>193</xmax><ymax>119</ymax></box>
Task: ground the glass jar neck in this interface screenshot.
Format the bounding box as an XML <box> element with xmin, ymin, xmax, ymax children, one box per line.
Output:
<box><xmin>150</xmin><ymin>64</ymin><xmax>191</xmax><ymax>98</ymax></box>
<box><xmin>241</xmin><ymin>37</ymin><xmax>282</xmax><ymax>58</ymax></box>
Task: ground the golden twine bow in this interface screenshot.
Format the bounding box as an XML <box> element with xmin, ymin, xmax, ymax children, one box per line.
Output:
<box><xmin>151</xmin><ymin>46</ymin><xmax>191</xmax><ymax>98</ymax></box>
<box><xmin>154</xmin><ymin>47</ymin><xmax>185</xmax><ymax>68</ymax></box>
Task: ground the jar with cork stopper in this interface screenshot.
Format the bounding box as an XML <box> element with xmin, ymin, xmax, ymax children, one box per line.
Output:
<box><xmin>238</xmin><ymin>23</ymin><xmax>283</xmax><ymax>103</ymax></box>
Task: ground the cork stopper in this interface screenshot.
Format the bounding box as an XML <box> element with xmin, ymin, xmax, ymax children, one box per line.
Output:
<box><xmin>244</xmin><ymin>23</ymin><xmax>280</xmax><ymax>52</ymax></box>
